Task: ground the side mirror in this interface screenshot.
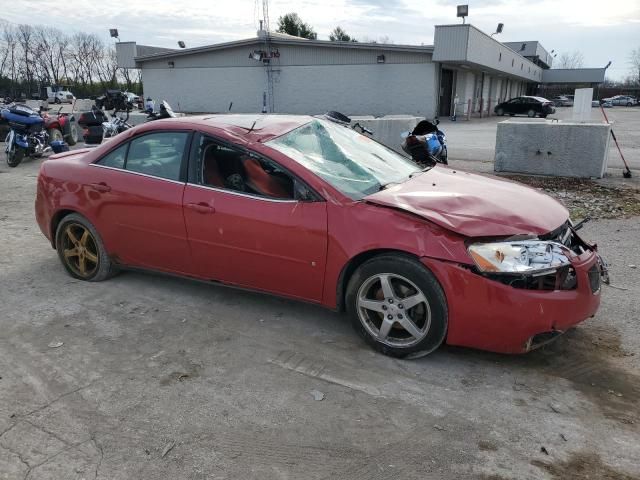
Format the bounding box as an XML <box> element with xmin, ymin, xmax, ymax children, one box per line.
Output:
<box><xmin>434</xmin><ymin>118</ymin><xmax>440</xmax><ymax>125</ymax></box>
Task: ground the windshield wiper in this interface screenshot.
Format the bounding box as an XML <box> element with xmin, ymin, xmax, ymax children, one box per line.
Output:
<box><xmin>378</xmin><ymin>182</ymin><xmax>399</xmax><ymax>191</ymax></box>
<box><xmin>409</xmin><ymin>166</ymin><xmax>433</xmax><ymax>178</ymax></box>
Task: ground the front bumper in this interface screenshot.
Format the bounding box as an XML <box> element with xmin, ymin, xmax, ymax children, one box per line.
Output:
<box><xmin>421</xmin><ymin>250</ymin><xmax>602</xmax><ymax>354</ymax></box>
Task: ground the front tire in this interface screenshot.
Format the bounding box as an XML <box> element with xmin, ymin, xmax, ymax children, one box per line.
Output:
<box><xmin>346</xmin><ymin>254</ymin><xmax>448</xmax><ymax>358</ymax></box>
<box><xmin>496</xmin><ymin>108</ymin><xmax>504</xmax><ymax>116</ymax></box>
<box><xmin>6</xmin><ymin>145</ymin><xmax>25</xmax><ymax>167</ymax></box>
<box><xmin>527</xmin><ymin>109</ymin><xmax>536</xmax><ymax>118</ymax></box>
<box><xmin>48</xmin><ymin>128</ymin><xmax>63</xmax><ymax>143</ymax></box>
<box><xmin>55</xmin><ymin>213</ymin><xmax>117</xmax><ymax>282</ymax></box>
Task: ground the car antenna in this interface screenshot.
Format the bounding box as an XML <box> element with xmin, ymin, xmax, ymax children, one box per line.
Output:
<box><xmin>247</xmin><ymin>120</ymin><xmax>258</xmax><ymax>133</ymax></box>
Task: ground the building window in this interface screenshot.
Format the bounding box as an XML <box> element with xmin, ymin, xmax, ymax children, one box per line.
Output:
<box><xmin>521</xmin><ymin>63</ymin><xmax>523</xmax><ymax>70</ymax></box>
<box><xmin>499</xmin><ymin>52</ymin><xmax>502</xmax><ymax>61</ymax></box>
<box><xmin>512</xmin><ymin>59</ymin><xmax>514</xmax><ymax>67</ymax></box>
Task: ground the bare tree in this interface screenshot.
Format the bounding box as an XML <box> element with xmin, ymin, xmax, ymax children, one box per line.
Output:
<box><xmin>557</xmin><ymin>50</ymin><xmax>585</xmax><ymax>69</ymax></box>
<box><xmin>630</xmin><ymin>47</ymin><xmax>640</xmax><ymax>85</ymax></box>
<box><xmin>33</xmin><ymin>26</ymin><xmax>69</xmax><ymax>85</ymax></box>
<box><xmin>0</xmin><ymin>20</ymin><xmax>141</xmax><ymax>97</ymax></box>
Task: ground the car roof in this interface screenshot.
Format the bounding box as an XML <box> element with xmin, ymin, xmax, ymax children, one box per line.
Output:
<box><xmin>165</xmin><ymin>114</ymin><xmax>313</xmax><ymax>143</ymax></box>
<box><xmin>522</xmin><ymin>96</ymin><xmax>549</xmax><ymax>102</ymax></box>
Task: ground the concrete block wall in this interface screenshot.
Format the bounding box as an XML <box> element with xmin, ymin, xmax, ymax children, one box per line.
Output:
<box><xmin>275</xmin><ymin>63</ymin><xmax>437</xmax><ymax>118</ymax></box>
<box><xmin>494</xmin><ymin>120</ymin><xmax>612</xmax><ymax>178</ymax></box>
<box><xmin>141</xmin><ymin>63</ymin><xmax>438</xmax><ymax>118</ymax></box>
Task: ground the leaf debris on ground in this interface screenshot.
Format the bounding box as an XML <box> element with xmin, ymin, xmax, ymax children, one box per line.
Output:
<box><xmin>502</xmin><ymin>175</ymin><xmax>640</xmax><ymax>220</ymax></box>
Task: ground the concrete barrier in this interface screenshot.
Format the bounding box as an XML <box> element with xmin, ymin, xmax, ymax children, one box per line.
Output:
<box><xmin>72</xmin><ymin>99</ymin><xmax>95</xmax><ymax>112</ymax></box>
<box><xmin>351</xmin><ymin>115</ymin><xmax>425</xmax><ymax>154</ymax></box>
<box><xmin>494</xmin><ymin>120</ymin><xmax>612</xmax><ymax>178</ymax></box>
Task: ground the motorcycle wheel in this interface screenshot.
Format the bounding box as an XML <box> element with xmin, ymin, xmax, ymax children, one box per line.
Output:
<box><xmin>48</xmin><ymin>128</ymin><xmax>63</xmax><ymax>143</ymax></box>
<box><xmin>6</xmin><ymin>146</ymin><xmax>25</xmax><ymax>167</ymax></box>
<box><xmin>439</xmin><ymin>146</ymin><xmax>448</xmax><ymax>165</ymax></box>
<box><xmin>67</xmin><ymin>123</ymin><xmax>78</xmax><ymax>146</ymax></box>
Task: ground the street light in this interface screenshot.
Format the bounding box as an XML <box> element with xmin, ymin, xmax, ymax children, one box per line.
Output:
<box><xmin>109</xmin><ymin>29</ymin><xmax>119</xmax><ymax>41</ymax></box>
<box><xmin>457</xmin><ymin>5</ymin><xmax>468</xmax><ymax>24</ymax></box>
<box><xmin>178</xmin><ymin>41</ymin><xmax>186</xmax><ymax>48</ymax></box>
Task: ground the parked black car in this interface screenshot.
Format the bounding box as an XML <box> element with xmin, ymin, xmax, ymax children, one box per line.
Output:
<box><xmin>494</xmin><ymin>96</ymin><xmax>556</xmax><ymax>118</ymax></box>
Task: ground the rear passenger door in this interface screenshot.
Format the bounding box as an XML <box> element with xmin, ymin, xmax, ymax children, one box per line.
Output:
<box><xmin>88</xmin><ymin>130</ymin><xmax>194</xmax><ymax>275</ymax></box>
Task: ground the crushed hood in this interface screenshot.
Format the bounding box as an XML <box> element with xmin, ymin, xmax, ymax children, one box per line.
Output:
<box><xmin>365</xmin><ymin>167</ymin><xmax>569</xmax><ymax>237</ymax></box>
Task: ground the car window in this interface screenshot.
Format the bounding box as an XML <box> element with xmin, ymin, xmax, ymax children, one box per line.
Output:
<box><xmin>509</xmin><ymin>98</ymin><xmax>521</xmax><ymax>104</ymax></box>
<box><xmin>125</xmin><ymin>132</ymin><xmax>188</xmax><ymax>181</ymax></box>
<box><xmin>98</xmin><ymin>144</ymin><xmax>127</xmax><ymax>168</ymax></box>
<box><xmin>195</xmin><ymin>135</ymin><xmax>296</xmax><ymax>200</ymax></box>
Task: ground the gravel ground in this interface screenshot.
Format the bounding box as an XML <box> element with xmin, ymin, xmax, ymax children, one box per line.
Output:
<box><xmin>0</xmin><ymin>142</ymin><xmax>639</xmax><ymax>479</ymax></box>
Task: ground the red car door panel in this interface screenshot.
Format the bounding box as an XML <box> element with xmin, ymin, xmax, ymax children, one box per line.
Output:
<box><xmin>88</xmin><ymin>165</ymin><xmax>192</xmax><ymax>274</ymax></box>
<box><xmin>183</xmin><ymin>185</ymin><xmax>328</xmax><ymax>302</ymax></box>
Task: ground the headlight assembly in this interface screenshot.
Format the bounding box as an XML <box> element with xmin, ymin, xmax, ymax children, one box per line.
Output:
<box><xmin>468</xmin><ymin>241</ymin><xmax>571</xmax><ymax>274</ymax></box>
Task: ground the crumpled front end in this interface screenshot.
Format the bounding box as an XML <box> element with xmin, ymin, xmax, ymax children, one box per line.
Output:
<box><xmin>422</xmin><ymin>223</ymin><xmax>606</xmax><ymax>354</ymax></box>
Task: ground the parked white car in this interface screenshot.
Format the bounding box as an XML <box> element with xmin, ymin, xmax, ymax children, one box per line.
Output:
<box><xmin>592</xmin><ymin>100</ymin><xmax>613</xmax><ymax>108</ymax></box>
<box><xmin>603</xmin><ymin>95</ymin><xmax>637</xmax><ymax>106</ymax></box>
<box><xmin>552</xmin><ymin>95</ymin><xmax>574</xmax><ymax>107</ymax></box>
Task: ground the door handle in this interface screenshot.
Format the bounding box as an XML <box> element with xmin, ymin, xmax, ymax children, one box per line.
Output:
<box><xmin>186</xmin><ymin>202</ymin><xmax>215</xmax><ymax>214</ymax></box>
<box><xmin>89</xmin><ymin>182</ymin><xmax>111</xmax><ymax>193</ymax></box>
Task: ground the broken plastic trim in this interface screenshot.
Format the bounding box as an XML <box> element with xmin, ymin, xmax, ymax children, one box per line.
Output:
<box><xmin>524</xmin><ymin>330</ymin><xmax>564</xmax><ymax>351</ymax></box>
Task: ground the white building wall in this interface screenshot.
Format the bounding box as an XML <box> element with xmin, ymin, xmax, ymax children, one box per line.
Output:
<box><xmin>274</xmin><ymin>63</ymin><xmax>437</xmax><ymax>117</ymax></box>
<box><xmin>142</xmin><ymin>63</ymin><xmax>438</xmax><ymax>117</ymax></box>
<box><xmin>142</xmin><ymin>67</ymin><xmax>265</xmax><ymax>113</ymax></box>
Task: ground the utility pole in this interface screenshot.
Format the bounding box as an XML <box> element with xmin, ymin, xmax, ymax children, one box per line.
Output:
<box><xmin>262</xmin><ymin>0</ymin><xmax>275</xmax><ymax>113</ymax></box>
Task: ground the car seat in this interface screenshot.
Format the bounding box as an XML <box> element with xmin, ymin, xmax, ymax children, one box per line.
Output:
<box><xmin>243</xmin><ymin>157</ymin><xmax>290</xmax><ymax>199</ymax></box>
<box><xmin>202</xmin><ymin>144</ymin><xmax>224</xmax><ymax>187</ymax></box>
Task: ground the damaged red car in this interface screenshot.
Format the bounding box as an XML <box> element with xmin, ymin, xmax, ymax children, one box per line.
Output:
<box><xmin>35</xmin><ymin>115</ymin><xmax>607</xmax><ymax>358</ymax></box>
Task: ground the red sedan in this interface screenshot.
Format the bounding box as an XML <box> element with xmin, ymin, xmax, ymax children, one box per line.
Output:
<box><xmin>35</xmin><ymin>115</ymin><xmax>606</xmax><ymax>358</ymax></box>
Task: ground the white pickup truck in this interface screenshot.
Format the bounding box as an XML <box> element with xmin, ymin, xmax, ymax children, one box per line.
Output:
<box><xmin>41</xmin><ymin>85</ymin><xmax>75</xmax><ymax>104</ymax></box>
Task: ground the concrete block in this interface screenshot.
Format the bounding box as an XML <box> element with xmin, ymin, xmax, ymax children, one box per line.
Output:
<box><xmin>72</xmin><ymin>99</ymin><xmax>95</xmax><ymax>112</ymax></box>
<box><xmin>351</xmin><ymin>115</ymin><xmax>425</xmax><ymax>154</ymax></box>
<box><xmin>494</xmin><ymin>120</ymin><xmax>611</xmax><ymax>178</ymax></box>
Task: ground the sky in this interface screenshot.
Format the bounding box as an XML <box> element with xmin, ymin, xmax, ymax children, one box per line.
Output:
<box><xmin>3</xmin><ymin>0</ymin><xmax>640</xmax><ymax>80</ymax></box>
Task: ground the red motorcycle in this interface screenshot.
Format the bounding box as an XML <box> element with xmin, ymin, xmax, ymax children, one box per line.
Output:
<box><xmin>39</xmin><ymin>106</ymin><xmax>79</xmax><ymax>146</ymax></box>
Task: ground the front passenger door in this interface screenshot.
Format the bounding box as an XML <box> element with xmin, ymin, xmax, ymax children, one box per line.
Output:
<box><xmin>182</xmin><ymin>134</ymin><xmax>328</xmax><ymax>302</ymax></box>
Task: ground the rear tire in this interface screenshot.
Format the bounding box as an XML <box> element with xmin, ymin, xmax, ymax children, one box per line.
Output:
<box><xmin>55</xmin><ymin>213</ymin><xmax>118</xmax><ymax>282</ymax></box>
<box><xmin>346</xmin><ymin>254</ymin><xmax>448</xmax><ymax>358</ymax></box>
<box><xmin>67</xmin><ymin>123</ymin><xmax>78</xmax><ymax>145</ymax></box>
<box><xmin>527</xmin><ymin>109</ymin><xmax>536</xmax><ymax>118</ymax></box>
<box><xmin>6</xmin><ymin>145</ymin><xmax>24</xmax><ymax>167</ymax></box>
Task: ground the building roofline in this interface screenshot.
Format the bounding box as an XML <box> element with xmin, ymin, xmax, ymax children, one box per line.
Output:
<box><xmin>134</xmin><ymin>34</ymin><xmax>434</xmax><ymax>62</ymax></box>
<box><xmin>548</xmin><ymin>67</ymin><xmax>606</xmax><ymax>72</ymax></box>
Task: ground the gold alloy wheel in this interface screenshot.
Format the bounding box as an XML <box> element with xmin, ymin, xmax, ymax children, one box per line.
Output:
<box><xmin>61</xmin><ymin>223</ymin><xmax>99</xmax><ymax>278</ymax></box>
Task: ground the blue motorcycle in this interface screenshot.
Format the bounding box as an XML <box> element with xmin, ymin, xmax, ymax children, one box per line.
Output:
<box><xmin>401</xmin><ymin>119</ymin><xmax>448</xmax><ymax>166</ymax></box>
<box><xmin>1</xmin><ymin>104</ymin><xmax>50</xmax><ymax>167</ymax></box>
